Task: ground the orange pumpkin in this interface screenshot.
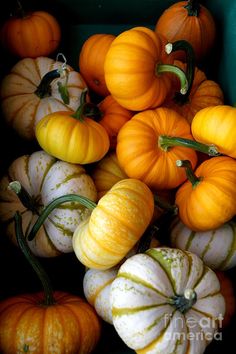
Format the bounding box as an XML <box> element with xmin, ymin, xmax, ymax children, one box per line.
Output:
<box><xmin>0</xmin><ymin>9</ymin><xmax>61</xmax><ymax>58</ymax></box>
<box><xmin>79</xmin><ymin>33</ymin><xmax>115</xmax><ymax>96</ymax></box>
<box><xmin>155</xmin><ymin>0</ymin><xmax>216</xmax><ymax>61</ymax></box>
<box><xmin>98</xmin><ymin>95</ymin><xmax>133</xmax><ymax>148</ymax></box>
<box><xmin>104</xmin><ymin>26</ymin><xmax>189</xmax><ymax>111</ymax></box>
<box><xmin>175</xmin><ymin>157</ymin><xmax>236</xmax><ymax>231</ymax></box>
<box><xmin>116</xmin><ymin>107</ymin><xmax>198</xmax><ymax>190</ymax></box>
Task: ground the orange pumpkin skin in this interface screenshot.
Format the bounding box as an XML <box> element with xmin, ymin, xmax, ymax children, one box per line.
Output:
<box><xmin>79</xmin><ymin>34</ymin><xmax>115</xmax><ymax>97</ymax></box>
<box><xmin>216</xmin><ymin>271</ymin><xmax>236</xmax><ymax>328</ymax></box>
<box><xmin>191</xmin><ymin>105</ymin><xmax>236</xmax><ymax>159</ymax></box>
<box><xmin>104</xmin><ymin>27</ymin><xmax>173</xmax><ymax>111</ymax></box>
<box><xmin>116</xmin><ymin>107</ymin><xmax>198</xmax><ymax>190</ymax></box>
<box><xmin>175</xmin><ymin>156</ymin><xmax>236</xmax><ymax>231</ymax></box>
<box><xmin>98</xmin><ymin>95</ymin><xmax>133</xmax><ymax>148</ymax></box>
<box><xmin>0</xmin><ymin>11</ymin><xmax>61</xmax><ymax>58</ymax></box>
<box><xmin>164</xmin><ymin>61</ymin><xmax>224</xmax><ymax>123</ymax></box>
<box><xmin>0</xmin><ymin>291</ymin><xmax>101</xmax><ymax>354</ymax></box>
<box><xmin>155</xmin><ymin>1</ymin><xmax>216</xmax><ymax>61</ymax></box>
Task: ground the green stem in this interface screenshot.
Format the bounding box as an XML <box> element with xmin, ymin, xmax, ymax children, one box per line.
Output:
<box><xmin>14</xmin><ymin>212</ymin><xmax>55</xmax><ymax>306</ymax></box>
<box><xmin>156</xmin><ymin>64</ymin><xmax>188</xmax><ymax>95</ymax></box>
<box><xmin>176</xmin><ymin>159</ymin><xmax>201</xmax><ymax>187</ymax></box>
<box><xmin>169</xmin><ymin>288</ymin><xmax>197</xmax><ymax>313</ymax></box>
<box><xmin>154</xmin><ymin>194</ymin><xmax>178</xmax><ymax>215</ymax></box>
<box><xmin>71</xmin><ymin>88</ymin><xmax>102</xmax><ymax>121</ymax></box>
<box><xmin>8</xmin><ymin>181</ymin><xmax>39</xmax><ymax>215</ymax></box>
<box><xmin>184</xmin><ymin>0</ymin><xmax>200</xmax><ymax>16</ymax></box>
<box><xmin>159</xmin><ymin>135</ymin><xmax>219</xmax><ymax>156</ymax></box>
<box><xmin>35</xmin><ymin>69</ymin><xmax>61</xmax><ymax>99</ymax></box>
<box><xmin>27</xmin><ymin>194</ymin><xmax>97</xmax><ymax>241</ymax></box>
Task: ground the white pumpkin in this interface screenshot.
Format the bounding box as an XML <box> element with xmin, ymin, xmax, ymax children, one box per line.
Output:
<box><xmin>0</xmin><ymin>150</ymin><xmax>97</xmax><ymax>257</ymax></box>
<box><xmin>0</xmin><ymin>56</ymin><xmax>87</xmax><ymax>139</ymax></box>
<box><xmin>110</xmin><ymin>247</ymin><xmax>225</xmax><ymax>354</ymax></box>
<box><xmin>170</xmin><ymin>218</ymin><xmax>236</xmax><ymax>270</ymax></box>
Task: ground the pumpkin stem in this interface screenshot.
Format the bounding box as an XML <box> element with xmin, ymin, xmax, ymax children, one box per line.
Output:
<box><xmin>156</xmin><ymin>64</ymin><xmax>188</xmax><ymax>95</ymax></box>
<box><xmin>27</xmin><ymin>193</ymin><xmax>97</xmax><ymax>241</ymax></box>
<box><xmin>159</xmin><ymin>135</ymin><xmax>219</xmax><ymax>156</ymax></box>
<box><xmin>154</xmin><ymin>194</ymin><xmax>178</xmax><ymax>215</ymax></box>
<box><xmin>14</xmin><ymin>211</ymin><xmax>55</xmax><ymax>306</ymax></box>
<box><xmin>8</xmin><ymin>181</ymin><xmax>39</xmax><ymax>215</ymax></box>
<box><xmin>15</xmin><ymin>0</ymin><xmax>26</xmax><ymax>18</ymax></box>
<box><xmin>169</xmin><ymin>288</ymin><xmax>197</xmax><ymax>313</ymax></box>
<box><xmin>185</xmin><ymin>0</ymin><xmax>200</xmax><ymax>16</ymax></box>
<box><xmin>71</xmin><ymin>88</ymin><xmax>102</xmax><ymax>122</ymax></box>
<box><xmin>176</xmin><ymin>159</ymin><xmax>201</xmax><ymax>187</ymax></box>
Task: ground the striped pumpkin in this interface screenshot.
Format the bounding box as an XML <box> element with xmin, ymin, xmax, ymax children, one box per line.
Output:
<box><xmin>170</xmin><ymin>218</ymin><xmax>236</xmax><ymax>270</ymax></box>
<box><xmin>110</xmin><ymin>247</ymin><xmax>225</xmax><ymax>354</ymax></box>
<box><xmin>0</xmin><ymin>150</ymin><xmax>97</xmax><ymax>257</ymax></box>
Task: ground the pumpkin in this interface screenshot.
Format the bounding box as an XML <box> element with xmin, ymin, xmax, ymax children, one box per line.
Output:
<box><xmin>0</xmin><ymin>56</ymin><xmax>87</xmax><ymax>140</ymax></box>
<box><xmin>191</xmin><ymin>105</ymin><xmax>236</xmax><ymax>158</ymax></box>
<box><xmin>116</xmin><ymin>107</ymin><xmax>198</xmax><ymax>190</ymax></box>
<box><xmin>98</xmin><ymin>95</ymin><xmax>133</xmax><ymax>149</ymax></box>
<box><xmin>175</xmin><ymin>157</ymin><xmax>236</xmax><ymax>231</ymax></box>
<box><xmin>0</xmin><ymin>212</ymin><xmax>101</xmax><ymax>354</ymax></box>
<box><xmin>72</xmin><ymin>178</ymin><xmax>154</xmax><ymax>270</ymax></box>
<box><xmin>110</xmin><ymin>247</ymin><xmax>225</xmax><ymax>353</ymax></box>
<box><xmin>92</xmin><ymin>152</ymin><xmax>128</xmax><ymax>199</ymax></box>
<box><xmin>216</xmin><ymin>271</ymin><xmax>236</xmax><ymax>328</ymax></box>
<box><xmin>0</xmin><ymin>150</ymin><xmax>97</xmax><ymax>257</ymax></box>
<box><xmin>170</xmin><ymin>218</ymin><xmax>236</xmax><ymax>270</ymax></box>
<box><xmin>164</xmin><ymin>60</ymin><xmax>224</xmax><ymax>124</ymax></box>
<box><xmin>79</xmin><ymin>33</ymin><xmax>115</xmax><ymax>96</ymax></box>
<box><xmin>35</xmin><ymin>95</ymin><xmax>110</xmax><ymax>164</ymax></box>
<box><xmin>104</xmin><ymin>26</ymin><xmax>189</xmax><ymax>111</ymax></box>
<box><xmin>0</xmin><ymin>8</ymin><xmax>61</xmax><ymax>58</ymax></box>
<box><xmin>155</xmin><ymin>0</ymin><xmax>216</xmax><ymax>61</ymax></box>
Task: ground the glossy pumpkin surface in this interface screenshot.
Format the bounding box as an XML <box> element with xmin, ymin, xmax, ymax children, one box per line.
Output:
<box><xmin>175</xmin><ymin>156</ymin><xmax>236</xmax><ymax>231</ymax></box>
<box><xmin>0</xmin><ymin>291</ymin><xmax>101</xmax><ymax>354</ymax></box>
<box><xmin>0</xmin><ymin>150</ymin><xmax>97</xmax><ymax>257</ymax></box>
<box><xmin>116</xmin><ymin>107</ymin><xmax>198</xmax><ymax>190</ymax></box>
<box><xmin>191</xmin><ymin>105</ymin><xmax>236</xmax><ymax>158</ymax></box>
<box><xmin>0</xmin><ymin>10</ymin><xmax>61</xmax><ymax>58</ymax></box>
<box><xmin>110</xmin><ymin>247</ymin><xmax>225</xmax><ymax>353</ymax></box>
<box><xmin>73</xmin><ymin>178</ymin><xmax>154</xmax><ymax>270</ymax></box>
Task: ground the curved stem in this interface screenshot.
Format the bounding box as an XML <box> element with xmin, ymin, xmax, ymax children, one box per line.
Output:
<box><xmin>35</xmin><ymin>69</ymin><xmax>61</xmax><ymax>99</ymax></box>
<box><xmin>14</xmin><ymin>212</ymin><xmax>55</xmax><ymax>306</ymax></box>
<box><xmin>28</xmin><ymin>194</ymin><xmax>97</xmax><ymax>241</ymax></box>
<box><xmin>169</xmin><ymin>288</ymin><xmax>197</xmax><ymax>313</ymax></box>
<box><xmin>71</xmin><ymin>88</ymin><xmax>102</xmax><ymax>121</ymax></box>
<box><xmin>154</xmin><ymin>194</ymin><xmax>178</xmax><ymax>215</ymax></box>
<box><xmin>156</xmin><ymin>64</ymin><xmax>188</xmax><ymax>95</ymax></box>
<box><xmin>184</xmin><ymin>0</ymin><xmax>200</xmax><ymax>16</ymax></box>
<box><xmin>159</xmin><ymin>135</ymin><xmax>219</xmax><ymax>156</ymax></box>
<box><xmin>176</xmin><ymin>159</ymin><xmax>201</xmax><ymax>187</ymax></box>
<box><xmin>8</xmin><ymin>181</ymin><xmax>39</xmax><ymax>214</ymax></box>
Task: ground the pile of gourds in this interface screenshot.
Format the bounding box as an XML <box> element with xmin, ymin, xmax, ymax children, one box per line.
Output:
<box><xmin>0</xmin><ymin>0</ymin><xmax>235</xmax><ymax>353</ymax></box>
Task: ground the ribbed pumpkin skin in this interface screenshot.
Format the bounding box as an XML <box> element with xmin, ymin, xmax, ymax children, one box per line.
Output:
<box><xmin>0</xmin><ymin>11</ymin><xmax>61</xmax><ymax>58</ymax></box>
<box><xmin>170</xmin><ymin>219</ymin><xmax>236</xmax><ymax>270</ymax></box>
<box><xmin>0</xmin><ymin>151</ymin><xmax>97</xmax><ymax>257</ymax></box>
<box><xmin>79</xmin><ymin>34</ymin><xmax>115</xmax><ymax>96</ymax></box>
<box><xmin>0</xmin><ymin>57</ymin><xmax>87</xmax><ymax>140</ymax></box>
<box><xmin>92</xmin><ymin>152</ymin><xmax>128</xmax><ymax>199</ymax></box>
<box><xmin>155</xmin><ymin>1</ymin><xmax>216</xmax><ymax>61</ymax></box>
<box><xmin>72</xmin><ymin>179</ymin><xmax>154</xmax><ymax>270</ymax></box>
<box><xmin>164</xmin><ymin>61</ymin><xmax>224</xmax><ymax>123</ymax></box>
<box><xmin>110</xmin><ymin>247</ymin><xmax>225</xmax><ymax>353</ymax></box>
<box><xmin>98</xmin><ymin>95</ymin><xmax>133</xmax><ymax>149</ymax></box>
<box><xmin>191</xmin><ymin>105</ymin><xmax>236</xmax><ymax>158</ymax></box>
<box><xmin>36</xmin><ymin>112</ymin><xmax>110</xmax><ymax>164</ymax></box>
<box><xmin>104</xmin><ymin>26</ymin><xmax>173</xmax><ymax>111</ymax></box>
<box><xmin>0</xmin><ymin>291</ymin><xmax>101</xmax><ymax>354</ymax></box>
<box><xmin>116</xmin><ymin>107</ymin><xmax>197</xmax><ymax>190</ymax></box>
<box><xmin>175</xmin><ymin>156</ymin><xmax>236</xmax><ymax>231</ymax></box>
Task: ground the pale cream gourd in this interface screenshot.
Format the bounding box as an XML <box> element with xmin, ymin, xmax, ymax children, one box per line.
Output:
<box><xmin>0</xmin><ymin>150</ymin><xmax>97</xmax><ymax>257</ymax></box>
<box><xmin>110</xmin><ymin>247</ymin><xmax>225</xmax><ymax>354</ymax></box>
<box><xmin>170</xmin><ymin>218</ymin><xmax>236</xmax><ymax>270</ymax></box>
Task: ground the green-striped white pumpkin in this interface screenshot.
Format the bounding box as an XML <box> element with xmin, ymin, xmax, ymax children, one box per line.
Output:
<box><xmin>0</xmin><ymin>150</ymin><xmax>97</xmax><ymax>257</ymax></box>
<box><xmin>110</xmin><ymin>247</ymin><xmax>225</xmax><ymax>354</ymax></box>
<box><xmin>170</xmin><ymin>219</ymin><xmax>236</xmax><ymax>270</ymax></box>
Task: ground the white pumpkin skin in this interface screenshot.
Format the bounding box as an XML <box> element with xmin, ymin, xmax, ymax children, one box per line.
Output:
<box><xmin>0</xmin><ymin>56</ymin><xmax>87</xmax><ymax>140</ymax></box>
<box><xmin>170</xmin><ymin>219</ymin><xmax>236</xmax><ymax>270</ymax></box>
<box><xmin>110</xmin><ymin>247</ymin><xmax>225</xmax><ymax>354</ymax></box>
<box><xmin>0</xmin><ymin>150</ymin><xmax>97</xmax><ymax>257</ymax></box>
